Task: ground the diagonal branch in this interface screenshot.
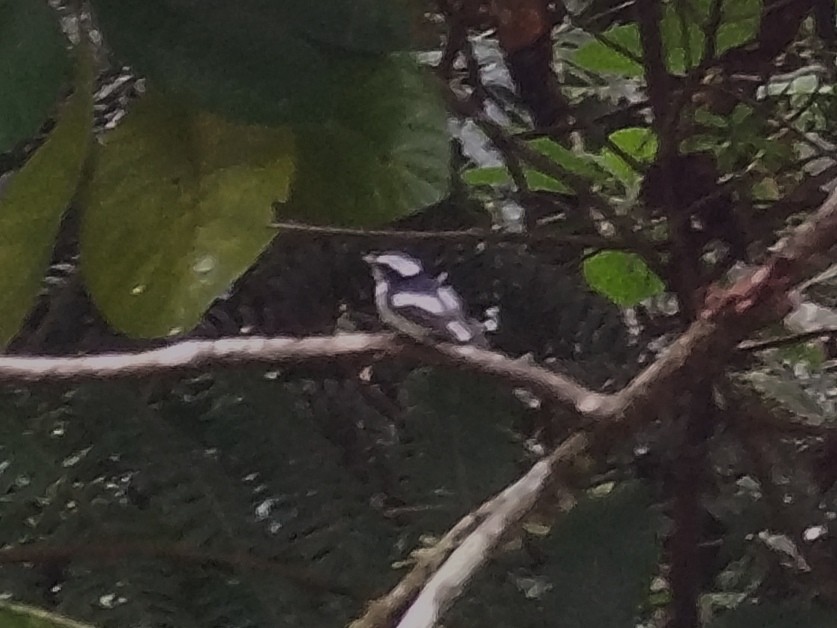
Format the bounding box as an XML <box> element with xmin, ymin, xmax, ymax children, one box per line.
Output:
<box><xmin>394</xmin><ymin>433</ymin><xmax>588</xmax><ymax>628</ymax></box>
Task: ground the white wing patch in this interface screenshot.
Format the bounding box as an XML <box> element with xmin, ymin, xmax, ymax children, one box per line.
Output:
<box><xmin>446</xmin><ymin>320</ymin><xmax>474</xmax><ymax>342</ymax></box>
<box><xmin>391</xmin><ymin>292</ymin><xmax>446</xmax><ymax>314</ymax></box>
<box><xmin>375</xmin><ymin>254</ymin><xmax>422</xmax><ymax>277</ymax></box>
<box><xmin>437</xmin><ymin>286</ymin><xmax>463</xmax><ymax>311</ymax></box>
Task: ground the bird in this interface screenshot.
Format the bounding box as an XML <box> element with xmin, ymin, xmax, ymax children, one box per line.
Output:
<box><xmin>363</xmin><ymin>251</ymin><xmax>488</xmax><ymax>347</ymax></box>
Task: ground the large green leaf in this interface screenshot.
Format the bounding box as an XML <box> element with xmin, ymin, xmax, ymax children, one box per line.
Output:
<box><xmin>284</xmin><ymin>60</ymin><xmax>449</xmax><ymax>226</ymax></box>
<box><xmin>90</xmin><ymin>0</ymin><xmax>410</xmax><ymax>125</ymax></box>
<box><xmin>0</xmin><ymin>0</ymin><xmax>70</xmax><ymax>153</ymax></box>
<box><xmin>80</xmin><ymin>92</ymin><xmax>295</xmax><ymax>337</ymax></box>
<box><xmin>0</xmin><ymin>603</ymin><xmax>95</xmax><ymax>628</ymax></box>
<box><xmin>583</xmin><ymin>250</ymin><xmax>665</xmax><ymax>307</ymax></box>
<box><xmin>0</xmin><ymin>46</ymin><xmax>92</xmax><ymax>347</ymax></box>
<box><xmin>543</xmin><ymin>482</ymin><xmax>660</xmax><ymax>628</ymax></box>
<box><xmin>294</xmin><ymin>0</ymin><xmax>410</xmax><ymax>53</ymax></box>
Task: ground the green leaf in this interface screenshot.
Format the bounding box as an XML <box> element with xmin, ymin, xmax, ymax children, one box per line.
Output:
<box><xmin>544</xmin><ymin>482</ymin><xmax>660</xmax><ymax>628</ymax></box>
<box><xmin>708</xmin><ymin>602</ymin><xmax>837</xmax><ymax>628</ymax></box>
<box><xmin>572</xmin><ymin>24</ymin><xmax>643</xmax><ymax>77</ymax></box>
<box><xmin>284</xmin><ymin>60</ymin><xmax>449</xmax><ymax>226</ymax></box>
<box><xmin>90</xmin><ymin>0</ymin><xmax>410</xmax><ymax>125</ymax></box>
<box><xmin>463</xmin><ymin>140</ymin><xmax>602</xmax><ymax>194</ymax></box>
<box><xmin>583</xmin><ymin>250</ymin><xmax>665</xmax><ymax>306</ymax></box>
<box><xmin>572</xmin><ymin>1</ymin><xmax>760</xmax><ymax>78</ymax></box>
<box><xmin>462</xmin><ymin>166</ymin><xmax>513</xmax><ymax>187</ymax></box>
<box><xmin>661</xmin><ymin>0</ymin><xmax>761</xmax><ymax>73</ymax></box>
<box><xmin>0</xmin><ymin>602</ymin><xmax>96</xmax><ymax>628</ymax></box>
<box><xmin>530</xmin><ymin>137</ymin><xmax>605</xmax><ymax>180</ymax></box>
<box><xmin>80</xmin><ymin>92</ymin><xmax>295</xmax><ymax>337</ymax></box>
<box><xmin>600</xmin><ymin>127</ymin><xmax>657</xmax><ymax>188</ymax></box>
<box><xmin>0</xmin><ymin>45</ymin><xmax>92</xmax><ymax>347</ymax></box>
<box><xmin>0</xmin><ymin>0</ymin><xmax>70</xmax><ymax>153</ymax></box>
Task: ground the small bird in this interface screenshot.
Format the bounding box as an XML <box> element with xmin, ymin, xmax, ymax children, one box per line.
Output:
<box><xmin>363</xmin><ymin>251</ymin><xmax>487</xmax><ymax>347</ymax></box>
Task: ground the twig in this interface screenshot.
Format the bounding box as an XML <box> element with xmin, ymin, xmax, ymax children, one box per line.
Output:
<box><xmin>394</xmin><ymin>433</ymin><xmax>588</xmax><ymax>628</ymax></box>
<box><xmin>440</xmin><ymin>85</ymin><xmax>671</xmax><ymax>282</ymax></box>
<box><xmin>270</xmin><ymin>221</ymin><xmax>665</xmax><ymax>250</ymax></box>
<box><xmin>738</xmin><ymin>328</ymin><xmax>837</xmax><ymax>352</ymax></box>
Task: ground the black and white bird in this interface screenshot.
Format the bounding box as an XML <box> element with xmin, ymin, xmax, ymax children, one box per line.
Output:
<box><xmin>363</xmin><ymin>251</ymin><xmax>488</xmax><ymax>347</ymax></box>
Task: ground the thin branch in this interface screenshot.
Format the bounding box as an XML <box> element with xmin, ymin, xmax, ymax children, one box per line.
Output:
<box><xmin>612</xmin><ymin>187</ymin><xmax>837</xmax><ymax>424</ymax></box>
<box><xmin>738</xmin><ymin>328</ymin><xmax>837</xmax><ymax>352</ymax></box>
<box><xmin>270</xmin><ymin>221</ymin><xmax>666</xmax><ymax>250</ymax></box>
<box><xmin>440</xmin><ymin>84</ymin><xmax>671</xmax><ymax>282</ymax></box>
<box><xmin>394</xmin><ymin>433</ymin><xmax>588</xmax><ymax>628</ymax></box>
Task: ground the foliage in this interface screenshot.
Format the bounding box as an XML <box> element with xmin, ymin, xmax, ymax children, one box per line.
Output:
<box><xmin>0</xmin><ymin>45</ymin><xmax>92</xmax><ymax>344</ymax></box>
<box><xmin>452</xmin><ymin>482</ymin><xmax>661</xmax><ymax>628</ymax></box>
<box><xmin>0</xmin><ymin>0</ymin><xmax>448</xmax><ymax>343</ymax></box>
<box><xmin>0</xmin><ymin>0</ymin><xmax>69</xmax><ymax>154</ymax></box>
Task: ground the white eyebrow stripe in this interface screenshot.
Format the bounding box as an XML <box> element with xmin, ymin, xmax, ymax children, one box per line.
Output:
<box><xmin>391</xmin><ymin>292</ymin><xmax>447</xmax><ymax>314</ymax></box>
<box><xmin>446</xmin><ymin>320</ymin><xmax>474</xmax><ymax>342</ymax></box>
<box><xmin>375</xmin><ymin>254</ymin><xmax>422</xmax><ymax>277</ymax></box>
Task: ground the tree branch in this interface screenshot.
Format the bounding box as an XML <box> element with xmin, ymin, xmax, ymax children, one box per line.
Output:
<box><xmin>351</xmin><ymin>432</ymin><xmax>588</xmax><ymax>628</ymax></box>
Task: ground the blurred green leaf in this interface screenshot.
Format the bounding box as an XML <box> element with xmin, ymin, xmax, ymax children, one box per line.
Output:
<box><xmin>90</xmin><ymin>0</ymin><xmax>410</xmax><ymax>125</ymax></box>
<box><xmin>708</xmin><ymin>602</ymin><xmax>837</xmax><ymax>628</ymax></box>
<box><xmin>583</xmin><ymin>250</ymin><xmax>664</xmax><ymax>306</ymax></box>
<box><xmin>752</xmin><ymin>177</ymin><xmax>780</xmax><ymax>201</ymax></box>
<box><xmin>0</xmin><ymin>602</ymin><xmax>95</xmax><ymax>628</ymax></box>
<box><xmin>0</xmin><ymin>45</ymin><xmax>92</xmax><ymax>346</ymax></box>
<box><xmin>572</xmin><ymin>25</ymin><xmax>643</xmax><ymax>77</ymax></box>
<box><xmin>543</xmin><ymin>482</ymin><xmax>661</xmax><ymax>628</ymax></box>
<box><xmin>81</xmin><ymin>92</ymin><xmax>295</xmax><ymax>337</ymax></box>
<box><xmin>284</xmin><ymin>60</ymin><xmax>449</xmax><ymax>226</ymax></box>
<box><xmin>599</xmin><ymin>127</ymin><xmax>657</xmax><ymax>187</ymax></box>
<box><xmin>0</xmin><ymin>0</ymin><xmax>70</xmax><ymax>153</ymax></box>
<box><xmin>775</xmin><ymin>340</ymin><xmax>826</xmax><ymax>368</ymax></box>
<box><xmin>296</xmin><ymin>0</ymin><xmax>410</xmax><ymax>52</ymax></box>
